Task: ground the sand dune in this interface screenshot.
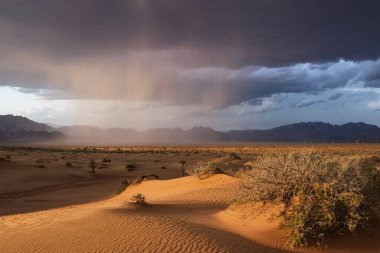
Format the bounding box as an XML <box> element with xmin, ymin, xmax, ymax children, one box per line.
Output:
<box><xmin>1</xmin><ymin>173</ymin><xmax>378</xmax><ymax>253</ymax></box>
<box><xmin>0</xmin><ymin>175</ymin><xmax>282</xmax><ymax>253</ymax></box>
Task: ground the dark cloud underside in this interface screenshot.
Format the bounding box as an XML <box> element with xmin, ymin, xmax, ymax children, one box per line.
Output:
<box><xmin>0</xmin><ymin>0</ymin><xmax>379</xmax><ymax>66</ymax></box>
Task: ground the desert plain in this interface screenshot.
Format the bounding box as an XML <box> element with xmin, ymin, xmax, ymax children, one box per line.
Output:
<box><xmin>0</xmin><ymin>144</ymin><xmax>379</xmax><ymax>253</ymax></box>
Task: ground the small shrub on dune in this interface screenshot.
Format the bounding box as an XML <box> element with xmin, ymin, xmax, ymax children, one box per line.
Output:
<box><xmin>129</xmin><ymin>193</ymin><xmax>146</xmax><ymax>205</ymax></box>
<box><xmin>240</xmin><ymin>149</ymin><xmax>380</xmax><ymax>247</ymax></box>
<box><xmin>186</xmin><ymin>161</ymin><xmax>217</xmax><ymax>179</ymax></box>
<box><xmin>121</xmin><ymin>179</ymin><xmax>129</xmax><ymax>188</ymax></box>
<box><xmin>130</xmin><ymin>175</ymin><xmax>160</xmax><ymax>186</ymax></box>
<box><xmin>116</xmin><ymin>179</ymin><xmax>129</xmax><ymax>194</ymax></box>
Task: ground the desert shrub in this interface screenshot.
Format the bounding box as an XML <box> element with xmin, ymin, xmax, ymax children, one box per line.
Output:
<box><xmin>65</xmin><ymin>162</ymin><xmax>73</xmax><ymax>166</ymax></box>
<box><xmin>130</xmin><ymin>177</ymin><xmax>144</xmax><ymax>185</ymax></box>
<box><xmin>186</xmin><ymin>161</ymin><xmax>217</xmax><ymax>179</ymax></box>
<box><xmin>179</xmin><ymin>160</ymin><xmax>186</xmax><ymax>176</ymax></box>
<box><xmin>129</xmin><ymin>193</ymin><xmax>146</xmax><ymax>205</ymax></box>
<box><xmin>230</xmin><ymin>153</ymin><xmax>242</xmax><ymax>160</ymax></box>
<box><xmin>88</xmin><ymin>159</ymin><xmax>97</xmax><ymax>174</ymax></box>
<box><xmin>102</xmin><ymin>158</ymin><xmax>111</xmax><ymax>163</ymax></box>
<box><xmin>115</xmin><ymin>179</ymin><xmax>129</xmax><ymax>195</ymax></box>
<box><xmin>240</xmin><ymin>149</ymin><xmax>380</xmax><ymax>247</ymax></box>
<box><xmin>121</xmin><ymin>179</ymin><xmax>129</xmax><ymax>188</ymax></box>
<box><xmin>130</xmin><ymin>175</ymin><xmax>160</xmax><ymax>186</ymax></box>
<box><xmin>126</xmin><ymin>163</ymin><xmax>137</xmax><ymax>171</ymax></box>
<box><xmin>118</xmin><ymin>179</ymin><xmax>129</xmax><ymax>193</ymax></box>
<box><xmin>161</xmin><ymin>166</ymin><xmax>166</xmax><ymax>169</ymax></box>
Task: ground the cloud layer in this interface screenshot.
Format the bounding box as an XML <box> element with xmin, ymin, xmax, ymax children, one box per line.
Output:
<box><xmin>0</xmin><ymin>1</ymin><xmax>379</xmax><ymax>128</ymax></box>
<box><xmin>1</xmin><ymin>0</ymin><xmax>379</xmax><ymax>65</ymax></box>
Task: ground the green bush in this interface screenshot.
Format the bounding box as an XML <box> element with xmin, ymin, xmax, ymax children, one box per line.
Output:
<box><xmin>240</xmin><ymin>149</ymin><xmax>380</xmax><ymax>247</ymax></box>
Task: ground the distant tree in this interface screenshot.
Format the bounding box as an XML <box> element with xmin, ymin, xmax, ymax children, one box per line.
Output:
<box><xmin>179</xmin><ymin>160</ymin><xmax>186</xmax><ymax>176</ymax></box>
<box><xmin>89</xmin><ymin>159</ymin><xmax>97</xmax><ymax>174</ymax></box>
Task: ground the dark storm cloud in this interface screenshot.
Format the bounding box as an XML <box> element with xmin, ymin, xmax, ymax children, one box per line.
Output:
<box><xmin>0</xmin><ymin>0</ymin><xmax>379</xmax><ymax>66</ymax></box>
<box><xmin>209</xmin><ymin>59</ymin><xmax>380</xmax><ymax>107</ymax></box>
<box><xmin>0</xmin><ymin>0</ymin><xmax>379</xmax><ymax>110</ymax></box>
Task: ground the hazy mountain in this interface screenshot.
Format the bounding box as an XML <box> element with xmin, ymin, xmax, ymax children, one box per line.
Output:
<box><xmin>1</xmin><ymin>115</ymin><xmax>380</xmax><ymax>144</ymax></box>
<box><xmin>55</xmin><ymin>122</ymin><xmax>380</xmax><ymax>144</ymax></box>
<box><xmin>0</xmin><ymin>115</ymin><xmax>63</xmax><ymax>142</ymax></box>
<box><xmin>0</xmin><ymin>115</ymin><xmax>54</xmax><ymax>132</ymax></box>
<box><xmin>0</xmin><ymin>129</ymin><xmax>64</xmax><ymax>142</ymax></box>
<box><xmin>226</xmin><ymin>122</ymin><xmax>380</xmax><ymax>143</ymax></box>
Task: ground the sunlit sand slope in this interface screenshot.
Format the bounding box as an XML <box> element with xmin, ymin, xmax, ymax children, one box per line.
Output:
<box><xmin>0</xmin><ymin>174</ymin><xmax>378</xmax><ymax>253</ymax></box>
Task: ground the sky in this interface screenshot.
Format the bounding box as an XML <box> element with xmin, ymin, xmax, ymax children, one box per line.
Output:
<box><xmin>0</xmin><ymin>0</ymin><xmax>379</xmax><ymax>130</ymax></box>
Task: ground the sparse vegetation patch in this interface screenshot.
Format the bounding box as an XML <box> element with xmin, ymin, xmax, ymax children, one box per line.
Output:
<box><xmin>129</xmin><ymin>193</ymin><xmax>146</xmax><ymax>205</ymax></box>
<box><xmin>186</xmin><ymin>161</ymin><xmax>217</xmax><ymax>179</ymax></box>
<box><xmin>229</xmin><ymin>153</ymin><xmax>242</xmax><ymax>160</ymax></box>
<box><xmin>130</xmin><ymin>175</ymin><xmax>160</xmax><ymax>186</ymax></box>
<box><xmin>239</xmin><ymin>149</ymin><xmax>380</xmax><ymax>247</ymax></box>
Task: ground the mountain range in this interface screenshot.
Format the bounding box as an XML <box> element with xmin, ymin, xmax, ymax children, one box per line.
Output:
<box><xmin>1</xmin><ymin>114</ymin><xmax>380</xmax><ymax>144</ymax></box>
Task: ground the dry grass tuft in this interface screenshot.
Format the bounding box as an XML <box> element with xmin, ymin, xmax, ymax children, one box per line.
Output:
<box><xmin>186</xmin><ymin>161</ymin><xmax>217</xmax><ymax>179</ymax></box>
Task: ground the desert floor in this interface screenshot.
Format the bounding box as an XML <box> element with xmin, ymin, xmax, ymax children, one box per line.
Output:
<box><xmin>0</xmin><ymin>145</ymin><xmax>379</xmax><ymax>253</ymax></box>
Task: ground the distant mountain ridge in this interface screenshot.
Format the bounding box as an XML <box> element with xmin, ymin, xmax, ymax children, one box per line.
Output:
<box><xmin>1</xmin><ymin>115</ymin><xmax>380</xmax><ymax>144</ymax></box>
<box><xmin>0</xmin><ymin>115</ymin><xmax>53</xmax><ymax>132</ymax></box>
<box><xmin>226</xmin><ymin>122</ymin><xmax>380</xmax><ymax>143</ymax></box>
<box><xmin>0</xmin><ymin>115</ymin><xmax>63</xmax><ymax>142</ymax></box>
